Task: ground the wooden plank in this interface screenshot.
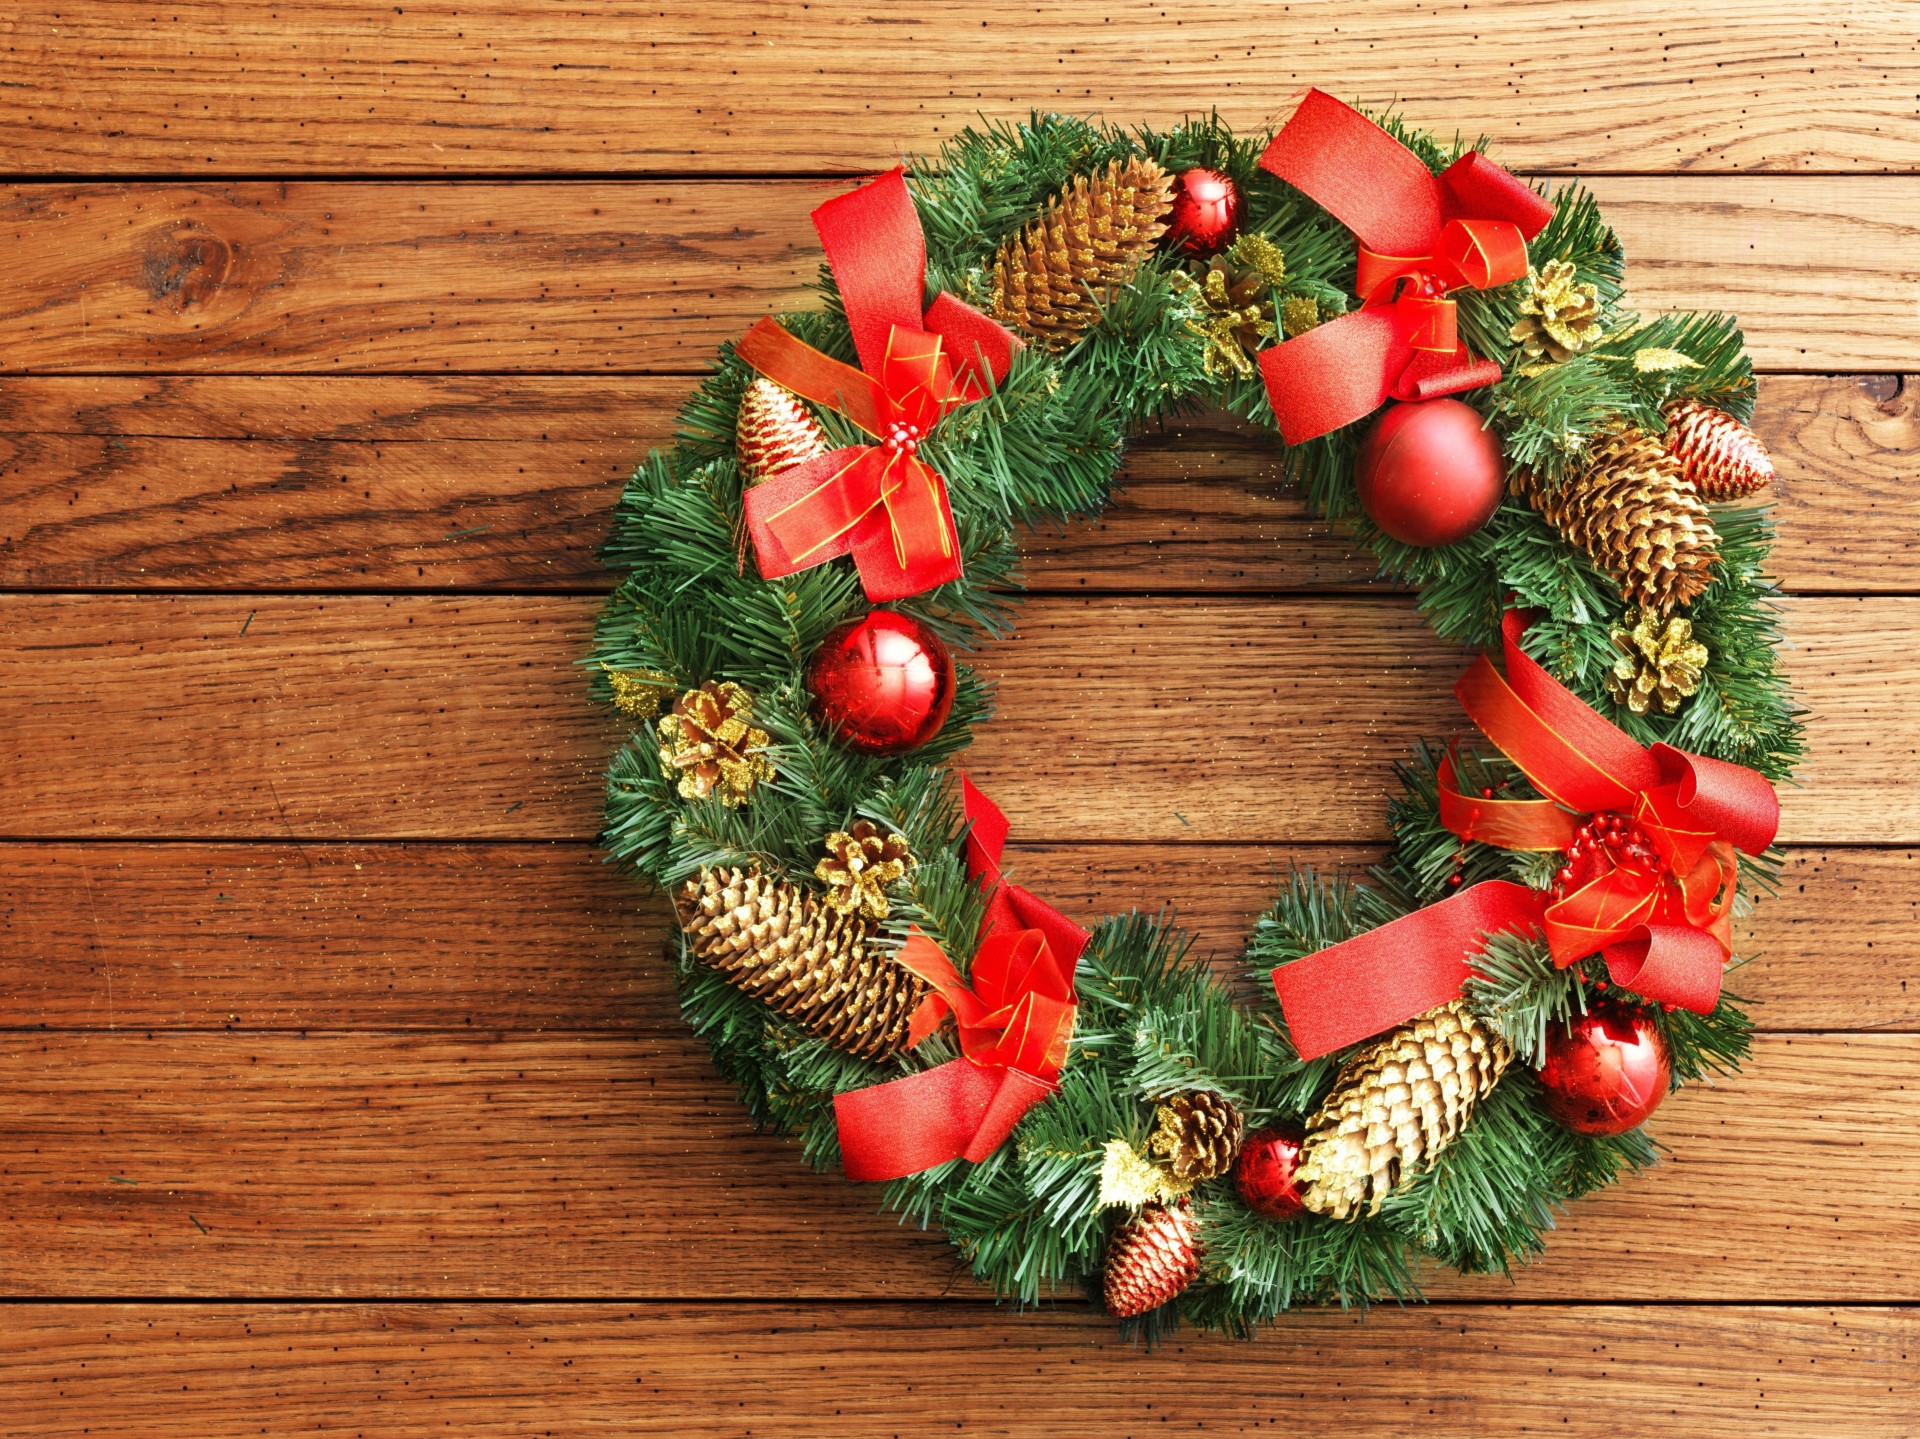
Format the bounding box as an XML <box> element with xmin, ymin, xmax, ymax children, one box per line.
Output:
<box><xmin>0</xmin><ymin>1031</ymin><xmax>1907</xmax><ymax>1300</ymax></box>
<box><xmin>1</xmin><ymin>374</ymin><xmax>1909</xmax><ymax>595</ymax></box>
<box><xmin>0</xmin><ymin>180</ymin><xmax>1911</xmax><ymax>374</ymax></box>
<box><xmin>0</xmin><ymin>841</ymin><xmax>1909</xmax><ymax>1034</ymax></box>
<box><xmin>4</xmin><ymin>1</ymin><xmax>1918</xmax><ymax>175</ymax></box>
<box><xmin>0</xmin><ymin>594</ymin><xmax>1901</xmax><ymax>842</ymax></box>
<box><xmin>2</xmin><ymin>1305</ymin><xmax>1914</xmax><ymax>1439</ymax></box>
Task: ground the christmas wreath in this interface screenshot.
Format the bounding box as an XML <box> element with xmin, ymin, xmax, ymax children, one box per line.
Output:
<box><xmin>590</xmin><ymin>91</ymin><xmax>1799</xmax><ymax>1337</ymax></box>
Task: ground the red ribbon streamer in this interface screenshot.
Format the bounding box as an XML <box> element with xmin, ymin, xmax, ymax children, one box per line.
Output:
<box><xmin>1272</xmin><ymin>880</ymin><xmax>1546</xmax><ymax>1062</ymax></box>
<box><xmin>1255</xmin><ymin>90</ymin><xmax>1553</xmax><ymax>445</ymax></box>
<box><xmin>1272</xmin><ymin>611</ymin><xmax>1780</xmax><ymax>1061</ymax></box>
<box><xmin>737</xmin><ymin>168</ymin><xmax>1021</xmax><ymax>602</ymax></box>
<box><xmin>835</xmin><ymin>776</ymin><xmax>1090</xmax><ymax>1182</ymax></box>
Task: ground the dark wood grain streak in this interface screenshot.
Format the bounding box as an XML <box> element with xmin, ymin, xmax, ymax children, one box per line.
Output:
<box><xmin>1</xmin><ymin>374</ymin><xmax>1911</xmax><ymax>594</ymax></box>
<box><xmin>0</xmin><ymin>180</ymin><xmax>1912</xmax><ymax>373</ymax></box>
<box><xmin>0</xmin><ymin>1032</ymin><xmax>1909</xmax><ymax>1301</ymax></box>
<box><xmin>0</xmin><ymin>842</ymin><xmax>1910</xmax><ymax>1033</ymax></box>
<box><xmin>4</xmin><ymin>0</ymin><xmax>1919</xmax><ymax>175</ymax></box>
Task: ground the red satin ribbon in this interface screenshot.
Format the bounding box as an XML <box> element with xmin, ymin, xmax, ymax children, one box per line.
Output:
<box><xmin>835</xmin><ymin>776</ymin><xmax>1090</xmax><ymax>1182</ymax></box>
<box><xmin>737</xmin><ymin>168</ymin><xmax>1021</xmax><ymax>602</ymax></box>
<box><xmin>1272</xmin><ymin>879</ymin><xmax>1547</xmax><ymax>1062</ymax></box>
<box><xmin>1271</xmin><ymin>611</ymin><xmax>1780</xmax><ymax>1061</ymax></box>
<box><xmin>1256</xmin><ymin>90</ymin><xmax>1553</xmax><ymax>445</ymax></box>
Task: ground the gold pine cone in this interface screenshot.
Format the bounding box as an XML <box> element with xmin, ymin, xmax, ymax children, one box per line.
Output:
<box><xmin>674</xmin><ymin>865</ymin><xmax>928</xmax><ymax>1061</ymax></box>
<box><xmin>989</xmin><ymin>156</ymin><xmax>1175</xmax><ymax>348</ymax></box>
<box><xmin>1147</xmin><ymin>1091</ymin><xmax>1246</xmax><ymax>1183</ymax></box>
<box><xmin>1174</xmin><ymin>232</ymin><xmax>1286</xmax><ymax>378</ymax></box>
<box><xmin>1607</xmin><ymin>608</ymin><xmax>1709</xmax><ymax>715</ymax></box>
<box><xmin>656</xmin><ymin>680</ymin><xmax>776</xmax><ymax>807</ymax></box>
<box><xmin>1296</xmin><ymin>1000</ymin><xmax>1512</xmax><ymax>1221</ymax></box>
<box><xmin>1509</xmin><ymin>259</ymin><xmax>1604</xmax><ymax>366</ymax></box>
<box><xmin>1511</xmin><ymin>426</ymin><xmax>1722</xmax><ymax>616</ymax></box>
<box><xmin>813</xmin><ymin>820</ymin><xmax>913</xmax><ymax>921</ymax></box>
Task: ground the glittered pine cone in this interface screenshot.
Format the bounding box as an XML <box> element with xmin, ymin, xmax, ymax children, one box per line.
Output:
<box><xmin>1607</xmin><ymin>608</ymin><xmax>1709</xmax><ymax>716</ymax></box>
<box><xmin>989</xmin><ymin>156</ymin><xmax>1175</xmax><ymax>348</ymax></box>
<box><xmin>1102</xmin><ymin>1199</ymin><xmax>1201</xmax><ymax>1318</ymax></box>
<box><xmin>1296</xmin><ymin>1000</ymin><xmax>1511</xmax><ymax>1221</ymax></box>
<box><xmin>813</xmin><ymin>820</ymin><xmax>913</xmax><ymax>921</ymax></box>
<box><xmin>735</xmin><ymin>376</ymin><xmax>829</xmax><ymax>485</ymax></box>
<box><xmin>674</xmin><ymin>865</ymin><xmax>928</xmax><ymax>1061</ymax></box>
<box><xmin>1511</xmin><ymin>426</ymin><xmax>1721</xmax><ymax>616</ymax></box>
<box><xmin>1148</xmin><ymin>1090</ymin><xmax>1246</xmax><ymax>1183</ymax></box>
<box><xmin>1175</xmin><ymin>232</ymin><xmax>1286</xmax><ymax>378</ymax></box>
<box><xmin>656</xmin><ymin>680</ymin><xmax>776</xmax><ymax>807</ymax></box>
<box><xmin>1509</xmin><ymin>259</ymin><xmax>1604</xmax><ymax>366</ymax></box>
<box><xmin>1663</xmin><ymin>399</ymin><xmax>1776</xmax><ymax>501</ymax></box>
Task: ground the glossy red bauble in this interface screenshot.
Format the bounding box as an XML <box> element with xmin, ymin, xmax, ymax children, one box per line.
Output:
<box><xmin>1232</xmin><ymin>1124</ymin><xmax>1308</xmax><ymax>1221</ymax></box>
<box><xmin>1165</xmin><ymin>167</ymin><xmax>1243</xmax><ymax>256</ymax></box>
<box><xmin>1536</xmin><ymin>1001</ymin><xmax>1673</xmax><ymax>1136</ymax></box>
<box><xmin>806</xmin><ymin>609</ymin><xmax>956</xmax><ymax>755</ymax></box>
<box><xmin>1354</xmin><ymin>398</ymin><xmax>1507</xmax><ymax>547</ymax></box>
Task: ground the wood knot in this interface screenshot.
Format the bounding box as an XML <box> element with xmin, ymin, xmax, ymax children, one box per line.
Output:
<box><xmin>142</xmin><ymin>226</ymin><xmax>238</xmax><ymax>311</ymax></box>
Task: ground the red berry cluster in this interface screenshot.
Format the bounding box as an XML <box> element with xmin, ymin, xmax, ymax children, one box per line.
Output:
<box><xmin>1551</xmin><ymin>812</ymin><xmax>1665</xmax><ymax>902</ymax></box>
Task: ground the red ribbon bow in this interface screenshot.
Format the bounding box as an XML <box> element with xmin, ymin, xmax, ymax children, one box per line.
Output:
<box><xmin>1440</xmin><ymin>610</ymin><xmax>1780</xmax><ymax>1012</ymax></box>
<box><xmin>737</xmin><ymin>168</ymin><xmax>1021</xmax><ymax>602</ymax></box>
<box><xmin>1256</xmin><ymin>90</ymin><xmax>1554</xmax><ymax>445</ymax></box>
<box><xmin>1272</xmin><ymin>611</ymin><xmax>1779</xmax><ymax>1062</ymax></box>
<box><xmin>835</xmin><ymin>776</ymin><xmax>1088</xmax><ymax>1182</ymax></box>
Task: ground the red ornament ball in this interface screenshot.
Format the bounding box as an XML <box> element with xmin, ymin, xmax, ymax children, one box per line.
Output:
<box><xmin>1354</xmin><ymin>398</ymin><xmax>1507</xmax><ymax>547</ymax></box>
<box><xmin>1233</xmin><ymin>1124</ymin><xmax>1308</xmax><ymax>1222</ymax></box>
<box><xmin>1536</xmin><ymin>1000</ymin><xmax>1673</xmax><ymax>1136</ymax></box>
<box><xmin>806</xmin><ymin>609</ymin><xmax>956</xmax><ymax>755</ymax></box>
<box><xmin>1165</xmin><ymin>167</ymin><xmax>1243</xmax><ymax>256</ymax></box>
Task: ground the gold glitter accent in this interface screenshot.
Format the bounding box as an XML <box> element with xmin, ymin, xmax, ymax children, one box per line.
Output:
<box><xmin>1174</xmin><ymin>232</ymin><xmax>1294</xmax><ymax>379</ymax></box>
<box><xmin>1632</xmin><ymin>347</ymin><xmax>1702</xmax><ymax>374</ymax></box>
<box><xmin>814</xmin><ymin>820</ymin><xmax>913</xmax><ymax>921</ymax></box>
<box><xmin>1281</xmin><ymin>293</ymin><xmax>1322</xmax><ymax>337</ymax></box>
<box><xmin>1098</xmin><ymin>1138</ymin><xmax>1190</xmax><ymax>1209</ymax></box>
<box><xmin>604</xmin><ymin>667</ymin><xmax>675</xmax><ymax>722</ymax></box>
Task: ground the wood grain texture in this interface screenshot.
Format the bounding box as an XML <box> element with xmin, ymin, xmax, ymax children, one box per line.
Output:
<box><xmin>2</xmin><ymin>1303</ymin><xmax>1914</xmax><ymax>1438</ymax></box>
<box><xmin>1</xmin><ymin>179</ymin><xmax>1914</xmax><ymax>373</ymax></box>
<box><xmin>4</xmin><ymin>1</ymin><xmax>1919</xmax><ymax>175</ymax></box>
<box><xmin>0</xmin><ymin>842</ymin><xmax>1911</xmax><ymax>1032</ymax></box>
<box><xmin>1</xmin><ymin>374</ymin><xmax>1912</xmax><ymax>594</ymax></box>
<box><xmin>0</xmin><ymin>1031</ymin><xmax>1910</xmax><ymax>1301</ymax></box>
<box><xmin>0</xmin><ymin>594</ymin><xmax>1901</xmax><ymax>841</ymax></box>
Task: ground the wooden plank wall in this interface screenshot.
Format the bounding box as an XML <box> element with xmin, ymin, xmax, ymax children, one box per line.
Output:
<box><xmin>0</xmin><ymin>3</ymin><xmax>1916</xmax><ymax>1434</ymax></box>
